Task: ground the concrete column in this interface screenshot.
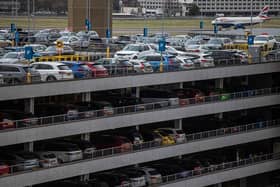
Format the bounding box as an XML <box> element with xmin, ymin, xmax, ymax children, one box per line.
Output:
<box><xmin>215</xmin><ymin>78</ymin><xmax>224</xmax><ymax>89</ymax></box>
<box><xmin>80</xmin><ymin>174</ymin><xmax>89</xmax><ymax>182</ymax></box>
<box><xmin>135</xmin><ymin>87</ymin><xmax>140</xmax><ymax>98</ymax></box>
<box><xmin>236</xmin><ymin>149</ymin><xmax>240</xmax><ymax>161</ymax></box>
<box><xmin>240</xmin><ymin>178</ymin><xmax>247</xmax><ymax>187</ymax></box>
<box><xmin>215</xmin><ymin>78</ymin><xmax>224</xmax><ymax>119</ymax></box>
<box><xmin>24</xmin><ymin>98</ymin><xmax>34</xmax><ymax>114</ymax></box>
<box><xmin>179</xmin><ymin>82</ymin><xmax>183</xmax><ymax>89</ymax></box>
<box><xmin>214</xmin><ymin>183</ymin><xmax>222</xmax><ymax>187</ymax></box>
<box><xmin>174</xmin><ymin>119</ymin><xmax>182</xmax><ymax>129</ymax></box>
<box><xmin>81</xmin><ymin>133</ymin><xmax>90</xmax><ymax>141</ymax></box>
<box><xmin>135</xmin><ymin>125</ymin><xmax>139</xmax><ymax>131</ymax></box>
<box><xmin>24</xmin><ymin>142</ymin><xmax>34</xmax><ymax>152</ymax></box>
<box><xmin>82</xmin><ymin>92</ymin><xmax>91</xmax><ymax>102</ymax></box>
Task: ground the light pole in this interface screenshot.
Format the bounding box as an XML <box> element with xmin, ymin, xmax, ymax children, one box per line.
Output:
<box><xmin>32</xmin><ymin>0</ymin><xmax>35</xmax><ymax>31</ymax></box>
<box><xmin>27</xmin><ymin>0</ymin><xmax>31</xmax><ymax>36</ymax></box>
<box><xmin>250</xmin><ymin>0</ymin><xmax>253</xmax><ymax>34</ymax></box>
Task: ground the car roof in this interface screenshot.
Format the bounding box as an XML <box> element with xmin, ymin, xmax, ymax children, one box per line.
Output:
<box><xmin>32</xmin><ymin>62</ymin><xmax>66</xmax><ymax>66</ymax></box>
<box><xmin>0</xmin><ymin>63</ymin><xmax>28</xmax><ymax>67</ymax></box>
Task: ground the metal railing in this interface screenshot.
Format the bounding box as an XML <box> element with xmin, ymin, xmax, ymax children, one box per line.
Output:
<box><xmin>1</xmin><ymin>56</ymin><xmax>279</xmax><ymax>87</ymax></box>
<box><xmin>160</xmin><ymin>152</ymin><xmax>280</xmax><ymax>185</ymax></box>
<box><xmin>3</xmin><ymin>87</ymin><xmax>278</xmax><ymax>132</ymax></box>
<box><xmin>1</xmin><ymin>118</ymin><xmax>279</xmax><ymax>177</ymax></box>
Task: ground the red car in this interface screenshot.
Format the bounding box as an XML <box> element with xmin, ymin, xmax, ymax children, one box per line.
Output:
<box><xmin>92</xmin><ymin>135</ymin><xmax>132</xmax><ymax>153</ymax></box>
<box><xmin>85</xmin><ymin>62</ymin><xmax>109</xmax><ymax>78</ymax></box>
<box><xmin>0</xmin><ymin>162</ymin><xmax>9</xmax><ymax>175</ymax></box>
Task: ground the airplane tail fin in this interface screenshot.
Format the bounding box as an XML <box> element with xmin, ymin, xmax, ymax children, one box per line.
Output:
<box><xmin>258</xmin><ymin>6</ymin><xmax>270</xmax><ymax>20</ymax></box>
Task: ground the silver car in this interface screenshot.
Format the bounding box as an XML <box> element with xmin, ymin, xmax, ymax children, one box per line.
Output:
<box><xmin>0</xmin><ymin>64</ymin><xmax>41</xmax><ymax>84</ymax></box>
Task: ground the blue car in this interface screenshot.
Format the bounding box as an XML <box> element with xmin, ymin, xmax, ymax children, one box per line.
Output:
<box><xmin>138</xmin><ymin>53</ymin><xmax>181</xmax><ymax>72</ymax></box>
<box><xmin>61</xmin><ymin>61</ymin><xmax>92</xmax><ymax>79</ymax></box>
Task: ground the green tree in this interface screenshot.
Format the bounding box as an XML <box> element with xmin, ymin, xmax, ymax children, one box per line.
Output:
<box><xmin>189</xmin><ymin>3</ymin><xmax>200</xmax><ymax>16</ymax></box>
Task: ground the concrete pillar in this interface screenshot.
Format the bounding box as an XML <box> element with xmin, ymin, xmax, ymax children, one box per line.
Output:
<box><xmin>24</xmin><ymin>142</ymin><xmax>34</xmax><ymax>152</ymax></box>
<box><xmin>215</xmin><ymin>78</ymin><xmax>224</xmax><ymax>89</ymax></box>
<box><xmin>214</xmin><ymin>183</ymin><xmax>222</xmax><ymax>187</ymax></box>
<box><xmin>82</xmin><ymin>92</ymin><xmax>91</xmax><ymax>102</ymax></box>
<box><xmin>81</xmin><ymin>133</ymin><xmax>90</xmax><ymax>141</ymax></box>
<box><xmin>80</xmin><ymin>174</ymin><xmax>89</xmax><ymax>182</ymax></box>
<box><xmin>24</xmin><ymin>98</ymin><xmax>34</xmax><ymax>114</ymax></box>
<box><xmin>240</xmin><ymin>178</ymin><xmax>247</xmax><ymax>187</ymax></box>
<box><xmin>179</xmin><ymin>82</ymin><xmax>183</xmax><ymax>89</ymax></box>
<box><xmin>174</xmin><ymin>119</ymin><xmax>182</xmax><ymax>129</ymax></box>
<box><xmin>135</xmin><ymin>125</ymin><xmax>139</xmax><ymax>131</ymax></box>
<box><xmin>236</xmin><ymin>149</ymin><xmax>240</xmax><ymax>161</ymax></box>
<box><xmin>135</xmin><ymin>87</ymin><xmax>140</xmax><ymax>98</ymax></box>
<box><xmin>215</xmin><ymin>78</ymin><xmax>224</xmax><ymax>119</ymax></box>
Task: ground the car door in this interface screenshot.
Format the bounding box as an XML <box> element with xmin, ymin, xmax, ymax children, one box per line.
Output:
<box><xmin>32</xmin><ymin>64</ymin><xmax>55</xmax><ymax>81</ymax></box>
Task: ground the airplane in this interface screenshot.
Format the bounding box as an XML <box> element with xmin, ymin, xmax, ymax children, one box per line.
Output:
<box><xmin>211</xmin><ymin>6</ymin><xmax>270</xmax><ymax>29</ymax></box>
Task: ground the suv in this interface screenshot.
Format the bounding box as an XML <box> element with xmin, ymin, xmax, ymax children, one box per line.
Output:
<box><xmin>254</xmin><ymin>35</ymin><xmax>277</xmax><ymax>50</ymax></box>
<box><xmin>31</xmin><ymin>62</ymin><xmax>74</xmax><ymax>81</ymax></box>
<box><xmin>0</xmin><ymin>64</ymin><xmax>41</xmax><ymax>84</ymax></box>
<box><xmin>206</xmin><ymin>50</ymin><xmax>241</xmax><ymax>65</ymax></box>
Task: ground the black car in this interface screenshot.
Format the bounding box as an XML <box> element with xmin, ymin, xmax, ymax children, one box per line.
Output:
<box><xmin>91</xmin><ymin>172</ymin><xmax>130</xmax><ymax>187</ymax></box>
<box><xmin>206</xmin><ymin>50</ymin><xmax>242</xmax><ymax>65</ymax></box>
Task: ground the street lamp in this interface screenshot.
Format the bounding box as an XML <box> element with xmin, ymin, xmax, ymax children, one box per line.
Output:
<box><xmin>250</xmin><ymin>0</ymin><xmax>253</xmax><ymax>34</ymax></box>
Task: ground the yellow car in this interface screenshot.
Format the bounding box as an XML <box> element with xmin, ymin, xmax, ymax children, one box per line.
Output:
<box><xmin>153</xmin><ymin>130</ymin><xmax>175</xmax><ymax>145</ymax></box>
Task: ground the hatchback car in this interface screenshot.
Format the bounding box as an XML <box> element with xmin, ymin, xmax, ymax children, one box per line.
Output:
<box><xmin>114</xmin><ymin>43</ymin><xmax>154</xmax><ymax>60</ymax></box>
<box><xmin>0</xmin><ymin>64</ymin><xmax>41</xmax><ymax>84</ymax></box>
<box><xmin>39</xmin><ymin>45</ymin><xmax>75</xmax><ymax>56</ymax></box>
<box><xmin>85</xmin><ymin>62</ymin><xmax>109</xmax><ymax>78</ymax></box>
<box><xmin>0</xmin><ymin>162</ymin><xmax>9</xmax><ymax>175</ymax></box>
<box><xmin>61</xmin><ymin>61</ymin><xmax>92</xmax><ymax>79</ymax></box>
<box><xmin>120</xmin><ymin>168</ymin><xmax>146</xmax><ymax>187</ymax></box>
<box><xmin>0</xmin><ymin>52</ymin><xmax>27</xmax><ymax>64</ymax></box>
<box><xmin>40</xmin><ymin>141</ymin><xmax>83</xmax><ymax>163</ymax></box>
<box><xmin>136</xmin><ymin>167</ymin><xmax>162</xmax><ymax>185</ymax></box>
<box><xmin>36</xmin><ymin>151</ymin><xmax>59</xmax><ymax>168</ymax></box>
<box><xmin>31</xmin><ymin>62</ymin><xmax>74</xmax><ymax>81</ymax></box>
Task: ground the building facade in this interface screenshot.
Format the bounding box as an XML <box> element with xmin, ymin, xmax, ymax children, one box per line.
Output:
<box><xmin>192</xmin><ymin>0</ymin><xmax>280</xmax><ymax>16</ymax></box>
<box><xmin>138</xmin><ymin>0</ymin><xmax>181</xmax><ymax>16</ymax></box>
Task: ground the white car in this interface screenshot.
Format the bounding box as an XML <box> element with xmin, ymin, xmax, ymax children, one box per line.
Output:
<box><xmin>36</xmin><ymin>151</ymin><xmax>59</xmax><ymax>168</ymax></box>
<box><xmin>254</xmin><ymin>35</ymin><xmax>277</xmax><ymax>50</ymax></box>
<box><xmin>137</xmin><ymin>167</ymin><xmax>162</xmax><ymax>185</ymax></box>
<box><xmin>54</xmin><ymin>36</ymin><xmax>89</xmax><ymax>48</ymax></box>
<box><xmin>156</xmin><ymin>128</ymin><xmax>186</xmax><ymax>143</ymax></box>
<box><xmin>0</xmin><ymin>52</ymin><xmax>27</xmax><ymax>64</ymax></box>
<box><xmin>176</xmin><ymin>56</ymin><xmax>195</xmax><ymax>69</ymax></box>
<box><xmin>24</xmin><ymin>44</ymin><xmax>47</xmax><ymax>53</ymax></box>
<box><xmin>31</xmin><ymin>62</ymin><xmax>74</xmax><ymax>81</ymax></box>
<box><xmin>185</xmin><ymin>53</ymin><xmax>215</xmax><ymax>67</ymax></box>
<box><xmin>77</xmin><ymin>30</ymin><xmax>99</xmax><ymax>40</ymax></box>
<box><xmin>129</xmin><ymin>59</ymin><xmax>154</xmax><ymax>73</ymax></box>
<box><xmin>114</xmin><ymin>43</ymin><xmax>154</xmax><ymax>60</ymax></box>
<box><xmin>185</xmin><ymin>44</ymin><xmax>210</xmax><ymax>53</ymax></box>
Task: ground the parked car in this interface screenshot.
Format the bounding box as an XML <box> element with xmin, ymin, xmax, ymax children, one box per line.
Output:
<box><xmin>205</xmin><ymin>50</ymin><xmax>242</xmax><ymax>65</ymax></box>
<box><xmin>91</xmin><ymin>134</ymin><xmax>132</xmax><ymax>153</ymax></box>
<box><xmin>139</xmin><ymin>87</ymin><xmax>179</xmax><ymax>107</ymax></box>
<box><xmin>61</xmin><ymin>61</ymin><xmax>92</xmax><ymax>79</ymax></box>
<box><xmin>140</xmin><ymin>130</ymin><xmax>162</xmax><ymax>146</ymax></box>
<box><xmin>39</xmin><ymin>45</ymin><xmax>75</xmax><ymax>56</ymax></box>
<box><xmin>254</xmin><ymin>34</ymin><xmax>277</xmax><ymax>50</ymax></box>
<box><xmin>35</xmin><ymin>151</ymin><xmax>59</xmax><ymax>168</ymax></box>
<box><xmin>31</xmin><ymin>62</ymin><xmax>74</xmax><ymax>81</ymax></box>
<box><xmin>129</xmin><ymin>60</ymin><xmax>154</xmax><ymax>73</ymax></box>
<box><xmin>138</xmin><ymin>53</ymin><xmax>181</xmax><ymax>72</ymax></box>
<box><xmin>91</xmin><ymin>172</ymin><xmax>130</xmax><ymax>187</ymax></box>
<box><xmin>0</xmin><ymin>64</ymin><xmax>41</xmax><ymax>84</ymax></box>
<box><xmin>62</xmin><ymin>139</ymin><xmax>96</xmax><ymax>159</ymax></box>
<box><xmin>156</xmin><ymin>128</ymin><xmax>186</xmax><ymax>143</ymax></box>
<box><xmin>185</xmin><ymin>44</ymin><xmax>210</xmax><ymax>53</ymax></box>
<box><xmin>114</xmin><ymin>43</ymin><xmax>154</xmax><ymax>60</ymax></box>
<box><xmin>77</xmin><ymin>30</ymin><xmax>99</xmax><ymax>40</ymax></box>
<box><xmin>74</xmin><ymin>101</ymin><xmax>114</xmax><ymax>117</ymax></box>
<box><xmin>54</xmin><ymin>36</ymin><xmax>89</xmax><ymax>48</ymax></box>
<box><xmin>205</xmin><ymin>37</ymin><xmax>233</xmax><ymax>49</ymax></box>
<box><xmin>120</xmin><ymin>168</ymin><xmax>146</xmax><ymax>187</ymax></box>
<box><xmin>0</xmin><ymin>109</ymin><xmax>38</xmax><ymax>127</ymax></box>
<box><xmin>0</xmin><ymin>151</ymin><xmax>39</xmax><ymax>171</ymax></box>
<box><xmin>173</xmin><ymin>88</ymin><xmax>205</xmax><ymax>104</ymax></box>
<box><xmin>0</xmin><ymin>162</ymin><xmax>9</xmax><ymax>175</ymax></box>
<box><xmin>34</xmin><ymin>103</ymin><xmax>79</xmax><ymax>120</ymax></box>
<box><xmin>39</xmin><ymin>141</ymin><xmax>83</xmax><ymax>163</ymax></box>
<box><xmin>175</xmin><ymin>56</ymin><xmax>195</xmax><ymax>70</ymax></box>
<box><xmin>84</xmin><ymin>62</ymin><xmax>109</xmax><ymax>78</ymax></box>
<box><xmin>153</xmin><ymin>130</ymin><xmax>175</xmax><ymax>145</ymax></box>
<box><xmin>0</xmin><ymin>52</ymin><xmax>27</xmax><ymax>64</ymax></box>
<box><xmin>136</xmin><ymin>167</ymin><xmax>162</xmax><ymax>185</ymax></box>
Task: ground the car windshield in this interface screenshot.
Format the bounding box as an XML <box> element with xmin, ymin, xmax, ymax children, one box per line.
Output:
<box><xmin>2</xmin><ymin>53</ymin><xmax>19</xmax><ymax>59</ymax></box>
<box><xmin>123</xmin><ymin>45</ymin><xmax>143</xmax><ymax>51</ymax></box>
<box><xmin>255</xmin><ymin>36</ymin><xmax>268</xmax><ymax>41</ymax></box>
<box><xmin>208</xmin><ymin>39</ymin><xmax>222</xmax><ymax>44</ymax></box>
<box><xmin>58</xmin><ymin>65</ymin><xmax>70</xmax><ymax>70</ymax></box>
<box><xmin>46</xmin><ymin>46</ymin><xmax>56</xmax><ymax>51</ymax></box>
<box><xmin>58</xmin><ymin>37</ymin><xmax>69</xmax><ymax>42</ymax></box>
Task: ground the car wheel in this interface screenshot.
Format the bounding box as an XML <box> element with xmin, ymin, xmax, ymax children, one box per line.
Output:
<box><xmin>46</xmin><ymin>76</ymin><xmax>57</xmax><ymax>82</ymax></box>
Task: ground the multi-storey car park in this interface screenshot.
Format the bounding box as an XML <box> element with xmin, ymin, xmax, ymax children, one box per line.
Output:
<box><xmin>0</xmin><ymin>59</ymin><xmax>279</xmax><ymax>187</ymax></box>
